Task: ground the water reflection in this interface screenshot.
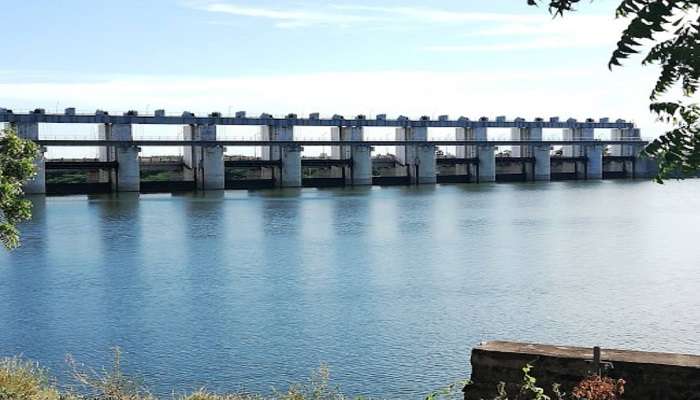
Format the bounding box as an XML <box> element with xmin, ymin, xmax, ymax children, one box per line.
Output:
<box><xmin>1</xmin><ymin>181</ymin><xmax>699</xmax><ymax>399</ymax></box>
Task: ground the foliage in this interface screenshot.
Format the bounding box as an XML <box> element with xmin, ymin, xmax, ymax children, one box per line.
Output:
<box><xmin>529</xmin><ymin>0</ymin><xmax>700</xmax><ymax>181</ymax></box>
<box><xmin>424</xmin><ymin>378</ymin><xmax>471</xmax><ymax>400</ymax></box>
<box><xmin>271</xmin><ymin>365</ymin><xmax>351</xmax><ymax>400</ymax></box>
<box><xmin>0</xmin><ymin>127</ymin><xmax>39</xmax><ymax>250</ymax></box>
<box><xmin>472</xmin><ymin>364</ymin><xmax>628</xmax><ymax>400</ymax></box>
<box><xmin>480</xmin><ymin>364</ymin><xmax>560</xmax><ymax>400</ymax></box>
<box><xmin>644</xmin><ymin>102</ymin><xmax>700</xmax><ymax>182</ymax></box>
<box><xmin>0</xmin><ymin>352</ymin><xmax>631</xmax><ymax>400</ymax></box>
<box><xmin>2</xmin><ymin>351</ymin><xmax>365</xmax><ymax>400</ymax></box>
<box><xmin>67</xmin><ymin>347</ymin><xmax>155</xmax><ymax>400</ymax></box>
<box><xmin>571</xmin><ymin>376</ymin><xmax>625</xmax><ymax>400</ymax></box>
<box><xmin>180</xmin><ymin>390</ymin><xmax>264</xmax><ymax>400</ymax></box>
<box><xmin>0</xmin><ymin>357</ymin><xmax>65</xmax><ymax>400</ymax></box>
<box><xmin>46</xmin><ymin>171</ymin><xmax>88</xmax><ymax>184</ymax></box>
<box><xmin>141</xmin><ymin>170</ymin><xmax>182</xmax><ymax>182</ymax></box>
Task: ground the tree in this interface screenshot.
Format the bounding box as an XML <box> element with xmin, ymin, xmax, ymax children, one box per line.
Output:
<box><xmin>0</xmin><ymin>127</ymin><xmax>39</xmax><ymax>250</ymax></box>
<box><xmin>529</xmin><ymin>0</ymin><xmax>700</xmax><ymax>182</ymax></box>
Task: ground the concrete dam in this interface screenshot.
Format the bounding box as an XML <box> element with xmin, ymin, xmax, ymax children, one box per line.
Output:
<box><xmin>0</xmin><ymin>108</ymin><xmax>655</xmax><ymax>195</ymax></box>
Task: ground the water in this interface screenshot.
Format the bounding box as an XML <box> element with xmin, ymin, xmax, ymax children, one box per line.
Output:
<box><xmin>1</xmin><ymin>181</ymin><xmax>699</xmax><ymax>398</ymax></box>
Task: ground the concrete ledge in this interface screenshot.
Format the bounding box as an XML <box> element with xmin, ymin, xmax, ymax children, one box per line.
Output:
<box><xmin>0</xmin><ymin>112</ymin><xmax>637</xmax><ymax>129</ymax></box>
<box><xmin>464</xmin><ymin>341</ymin><xmax>700</xmax><ymax>400</ymax></box>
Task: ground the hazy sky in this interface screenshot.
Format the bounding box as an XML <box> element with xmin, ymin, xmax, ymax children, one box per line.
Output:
<box><xmin>0</xmin><ymin>0</ymin><xmax>677</xmax><ymax>157</ymax></box>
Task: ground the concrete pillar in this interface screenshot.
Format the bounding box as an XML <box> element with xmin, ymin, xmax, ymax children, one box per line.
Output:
<box><xmin>115</xmin><ymin>146</ymin><xmax>140</xmax><ymax>192</ymax></box>
<box><xmin>584</xmin><ymin>144</ymin><xmax>603</xmax><ymax>180</ymax></box>
<box><xmin>611</xmin><ymin>127</ymin><xmax>641</xmax><ymax>156</ymax></box>
<box><xmin>477</xmin><ymin>145</ymin><xmax>496</xmax><ymax>182</ymax></box>
<box><xmin>610</xmin><ymin>127</ymin><xmax>642</xmax><ymax>177</ymax></box>
<box><xmin>635</xmin><ymin>148</ymin><xmax>658</xmax><ymax>179</ymax></box>
<box><xmin>460</xmin><ymin>126</ymin><xmax>494</xmax><ymax>183</ymax></box>
<box><xmin>455</xmin><ymin>127</ymin><xmax>471</xmax><ymax>175</ymax></box>
<box><xmin>510</xmin><ymin>127</ymin><xmax>542</xmax><ymax>157</ymax></box>
<box><xmin>98</xmin><ymin>124</ymin><xmax>141</xmax><ymax>192</ymax></box>
<box><xmin>563</xmin><ymin>127</ymin><xmax>594</xmax><ymax>157</ymax></box>
<box><xmin>97</xmin><ymin>124</ymin><xmax>112</xmax><ymax>184</ymax></box>
<box><xmin>182</xmin><ymin>125</ymin><xmax>195</xmax><ymax>182</ymax></box>
<box><xmin>183</xmin><ymin>124</ymin><xmax>225</xmax><ymax>190</ymax></box>
<box><xmin>533</xmin><ymin>145</ymin><xmax>551</xmax><ymax>181</ymax></box>
<box><xmin>351</xmin><ymin>145</ymin><xmax>373</xmax><ymax>185</ymax></box>
<box><xmin>113</xmin><ymin>124</ymin><xmax>140</xmax><ymax>192</ymax></box>
<box><xmin>395</xmin><ymin>126</ymin><xmax>436</xmax><ymax>184</ymax></box>
<box><xmin>260</xmin><ymin>125</ymin><xmax>301</xmax><ymax>187</ymax></box>
<box><xmin>511</xmin><ymin>127</ymin><xmax>549</xmax><ymax>181</ymax></box>
<box><xmin>280</xmin><ymin>144</ymin><xmax>302</xmax><ymax>187</ymax></box>
<box><xmin>331</xmin><ymin>126</ymin><xmax>371</xmax><ymax>185</ymax></box>
<box><xmin>14</xmin><ymin>122</ymin><xmax>45</xmax><ymax>194</ymax></box>
<box><xmin>331</xmin><ymin>126</ymin><xmax>361</xmax><ymax>159</ymax></box>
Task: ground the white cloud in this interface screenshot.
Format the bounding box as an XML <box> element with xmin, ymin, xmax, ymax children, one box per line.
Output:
<box><xmin>330</xmin><ymin>5</ymin><xmax>543</xmax><ymax>23</ymax></box>
<box><xmin>193</xmin><ymin>2</ymin><xmax>624</xmax><ymax>51</ymax></box>
<box><xmin>196</xmin><ymin>3</ymin><xmax>380</xmax><ymax>28</ymax></box>
<box><xmin>0</xmin><ymin>67</ymin><xmax>671</xmax><ymax>158</ymax></box>
<box><xmin>427</xmin><ymin>14</ymin><xmax>625</xmax><ymax>52</ymax></box>
<box><xmin>0</xmin><ymin>68</ymin><xmax>664</xmax><ymax>132</ymax></box>
<box><xmin>193</xmin><ymin>2</ymin><xmax>567</xmax><ymax>29</ymax></box>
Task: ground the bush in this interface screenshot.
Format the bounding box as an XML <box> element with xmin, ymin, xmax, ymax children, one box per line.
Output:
<box><xmin>0</xmin><ymin>357</ymin><xmax>63</xmax><ymax>400</ymax></box>
<box><xmin>1</xmin><ymin>350</ymin><xmax>359</xmax><ymax>400</ymax></box>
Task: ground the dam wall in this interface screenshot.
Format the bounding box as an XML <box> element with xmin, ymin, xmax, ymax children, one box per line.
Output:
<box><xmin>1</xmin><ymin>109</ymin><xmax>655</xmax><ymax>194</ymax></box>
<box><xmin>464</xmin><ymin>341</ymin><xmax>700</xmax><ymax>400</ymax></box>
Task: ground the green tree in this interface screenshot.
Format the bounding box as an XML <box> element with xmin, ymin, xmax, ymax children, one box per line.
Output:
<box><xmin>530</xmin><ymin>0</ymin><xmax>700</xmax><ymax>181</ymax></box>
<box><xmin>0</xmin><ymin>127</ymin><xmax>39</xmax><ymax>250</ymax></box>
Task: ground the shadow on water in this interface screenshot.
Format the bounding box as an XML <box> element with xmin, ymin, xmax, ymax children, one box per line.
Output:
<box><xmin>2</xmin><ymin>181</ymin><xmax>700</xmax><ymax>399</ymax></box>
<box><xmin>89</xmin><ymin>193</ymin><xmax>149</xmax><ymax>359</ymax></box>
<box><xmin>0</xmin><ymin>196</ymin><xmax>50</xmax><ymax>358</ymax></box>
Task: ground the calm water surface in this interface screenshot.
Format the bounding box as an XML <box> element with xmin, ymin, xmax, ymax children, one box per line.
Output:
<box><xmin>1</xmin><ymin>181</ymin><xmax>699</xmax><ymax>398</ymax></box>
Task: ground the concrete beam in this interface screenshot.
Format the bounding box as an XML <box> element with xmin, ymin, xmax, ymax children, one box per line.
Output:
<box><xmin>0</xmin><ymin>111</ymin><xmax>637</xmax><ymax>130</ymax></box>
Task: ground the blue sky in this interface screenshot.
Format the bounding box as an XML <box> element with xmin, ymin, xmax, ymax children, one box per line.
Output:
<box><xmin>0</xmin><ymin>0</ymin><xmax>674</xmax><ymax>157</ymax></box>
<box><xmin>3</xmin><ymin>1</ymin><xmax>619</xmax><ymax>76</ymax></box>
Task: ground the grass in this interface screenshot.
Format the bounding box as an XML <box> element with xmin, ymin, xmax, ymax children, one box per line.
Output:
<box><xmin>0</xmin><ymin>357</ymin><xmax>65</xmax><ymax>400</ymax></box>
<box><xmin>0</xmin><ymin>350</ymin><xmax>624</xmax><ymax>400</ymax></box>
<box><xmin>0</xmin><ymin>349</ymin><xmax>409</xmax><ymax>400</ymax></box>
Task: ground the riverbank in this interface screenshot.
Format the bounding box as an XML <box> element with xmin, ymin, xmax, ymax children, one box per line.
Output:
<box><xmin>0</xmin><ymin>351</ymin><xmax>465</xmax><ymax>400</ymax></box>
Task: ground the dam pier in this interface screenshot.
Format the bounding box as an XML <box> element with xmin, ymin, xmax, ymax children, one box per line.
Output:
<box><xmin>0</xmin><ymin>108</ymin><xmax>654</xmax><ymax>194</ymax></box>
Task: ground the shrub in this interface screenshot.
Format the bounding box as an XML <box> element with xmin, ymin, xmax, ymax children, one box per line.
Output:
<box><xmin>571</xmin><ymin>376</ymin><xmax>625</xmax><ymax>400</ymax></box>
<box><xmin>0</xmin><ymin>357</ymin><xmax>62</xmax><ymax>400</ymax></box>
<box><xmin>180</xmin><ymin>390</ymin><xmax>263</xmax><ymax>400</ymax></box>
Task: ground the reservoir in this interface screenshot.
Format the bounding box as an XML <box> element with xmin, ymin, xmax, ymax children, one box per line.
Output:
<box><xmin>1</xmin><ymin>181</ymin><xmax>699</xmax><ymax>398</ymax></box>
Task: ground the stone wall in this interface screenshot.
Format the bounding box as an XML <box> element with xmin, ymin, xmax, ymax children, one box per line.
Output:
<box><xmin>464</xmin><ymin>341</ymin><xmax>700</xmax><ymax>400</ymax></box>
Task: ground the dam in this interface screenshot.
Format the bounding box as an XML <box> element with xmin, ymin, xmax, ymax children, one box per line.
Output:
<box><xmin>0</xmin><ymin>108</ymin><xmax>655</xmax><ymax>194</ymax></box>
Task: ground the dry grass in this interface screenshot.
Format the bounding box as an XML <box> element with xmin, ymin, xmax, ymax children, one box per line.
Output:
<box><xmin>66</xmin><ymin>348</ymin><xmax>156</xmax><ymax>400</ymax></box>
<box><xmin>179</xmin><ymin>389</ymin><xmax>264</xmax><ymax>400</ymax></box>
<box><xmin>0</xmin><ymin>350</ymin><xmax>365</xmax><ymax>400</ymax></box>
<box><xmin>0</xmin><ymin>357</ymin><xmax>63</xmax><ymax>400</ymax></box>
